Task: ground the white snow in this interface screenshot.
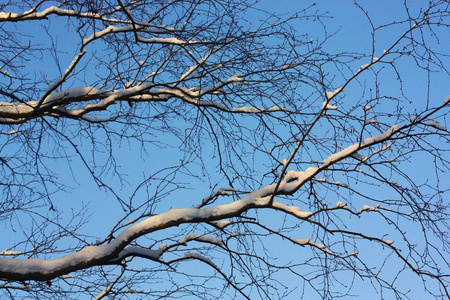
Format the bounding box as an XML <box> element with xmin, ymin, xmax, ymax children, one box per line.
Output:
<box><xmin>209</xmin><ymin>220</ymin><xmax>231</xmax><ymax>228</ymax></box>
<box><xmin>350</xmin><ymin>152</ymin><xmax>366</xmax><ymax>161</ymax></box>
<box><xmin>336</xmin><ymin>201</ymin><xmax>347</xmax><ymax>208</ymax></box>
<box><xmin>322</xmin><ymin>143</ymin><xmax>359</xmax><ymax>166</ymax></box>
<box><xmin>445</xmin><ymin>96</ymin><xmax>450</xmax><ymax>104</ymax></box>
<box><xmin>0</xmin><ymin>6</ymin><xmax>106</xmax><ymax>22</ymax></box>
<box><xmin>364</xmin><ymin>105</ymin><xmax>372</xmax><ymax>111</ymax></box>
<box><xmin>335</xmin><ymin>181</ymin><xmax>348</xmax><ymax>187</ymax></box>
<box><xmin>322</xmin><ymin>102</ymin><xmax>338</xmax><ymax>110</ymax></box>
<box><xmin>0</xmin><ymin>133</ymin><xmax>377</xmax><ymax>278</ymax></box>
<box><xmin>0</xmin><ymin>250</ymin><xmax>22</xmax><ymax>255</ymax></box>
<box><xmin>361</xmin><ymin>205</ymin><xmax>378</xmax><ymax>212</ymax></box>
<box><xmin>280</xmin><ymin>167</ymin><xmax>318</xmax><ymax>188</ymax></box>
<box><xmin>365</xmin><ymin>119</ymin><xmax>376</xmax><ymax>125</ymax></box>
<box><xmin>363</xmin><ymin>124</ymin><xmax>399</xmax><ymax>145</ymax></box>
<box><xmin>294</xmin><ymin>238</ymin><xmax>332</xmax><ymax>254</ymax></box>
<box><xmin>359</xmin><ymin>64</ymin><xmax>370</xmax><ymax>71</ymax></box>
<box><xmin>272</xmin><ymin>201</ymin><xmax>312</xmax><ymax>219</ymax></box>
<box><xmin>178</xmin><ymin>55</ymin><xmax>208</xmax><ymax>82</ymax></box>
<box><xmin>372</xmin><ymin>143</ymin><xmax>393</xmax><ymax>155</ymax></box>
<box><xmin>295</xmin><ymin>238</ymin><xmax>312</xmax><ymax>245</ymax></box>
<box><xmin>269</xmin><ymin>105</ymin><xmax>285</xmax><ymax>111</ymax></box>
<box><xmin>42</xmin><ymin>86</ymin><xmax>105</xmax><ymax>105</ymax></box>
<box><xmin>184</xmin><ymin>252</ymin><xmax>216</xmax><ymax>267</ymax></box>
<box><xmin>427</xmin><ymin>120</ymin><xmax>445</xmax><ymax>130</ymax></box>
<box><xmin>84</xmin><ymin>23</ymin><xmax>189</xmax><ymax>45</ymax></box>
<box><xmin>232</xmin><ymin>106</ymin><xmax>260</xmax><ymax>113</ymax></box>
<box><xmin>180</xmin><ymin>233</ymin><xmax>223</xmax><ymax>246</ymax></box>
<box><xmin>326</xmin><ymin>87</ymin><xmax>343</xmax><ymax>99</ymax></box>
<box><xmin>384</xmin><ymin>240</ymin><xmax>394</xmax><ymax>245</ymax></box>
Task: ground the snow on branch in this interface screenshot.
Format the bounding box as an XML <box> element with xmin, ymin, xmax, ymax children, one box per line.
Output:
<box><xmin>326</xmin><ymin>87</ymin><xmax>342</xmax><ymax>100</ymax></box>
<box><xmin>0</xmin><ymin>123</ymin><xmax>404</xmax><ymax>281</ymax></box>
<box><xmin>321</xmin><ymin>124</ymin><xmax>399</xmax><ymax>167</ymax></box>
<box><xmin>427</xmin><ymin>120</ymin><xmax>446</xmax><ymax>130</ymax></box>
<box><xmin>322</xmin><ymin>102</ymin><xmax>338</xmax><ymax>110</ymax></box>
<box><xmin>0</xmin><ymin>72</ymin><xmax>274</xmax><ymax>123</ymax></box>
<box><xmin>179</xmin><ymin>233</ymin><xmax>224</xmax><ymax>247</ymax></box>
<box><xmin>0</xmin><ymin>172</ymin><xmax>318</xmax><ymax>281</ymax></box>
<box><xmin>183</xmin><ymin>252</ymin><xmax>217</xmax><ymax>268</ymax></box>
<box><xmin>294</xmin><ymin>238</ymin><xmax>332</xmax><ymax>254</ymax></box>
<box><xmin>83</xmin><ymin>24</ymin><xmax>185</xmax><ymax>45</ymax></box>
<box><xmin>0</xmin><ymin>6</ymin><xmax>126</xmax><ymax>23</ymax></box>
<box><xmin>109</xmin><ymin>244</ymin><xmax>168</xmax><ymax>263</ymax></box>
<box><xmin>363</xmin><ymin>124</ymin><xmax>399</xmax><ymax>145</ymax></box>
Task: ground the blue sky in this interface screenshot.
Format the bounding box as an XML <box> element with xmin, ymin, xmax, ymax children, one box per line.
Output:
<box><xmin>1</xmin><ymin>1</ymin><xmax>449</xmax><ymax>299</ymax></box>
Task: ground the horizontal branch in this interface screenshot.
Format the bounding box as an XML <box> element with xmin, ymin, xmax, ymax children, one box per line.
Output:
<box><xmin>0</xmin><ymin>6</ymin><xmax>126</xmax><ymax>23</ymax></box>
<box><xmin>0</xmin><ymin>124</ymin><xmax>404</xmax><ymax>281</ymax></box>
<box><xmin>0</xmin><ymin>73</ymin><xmax>275</xmax><ymax>123</ymax></box>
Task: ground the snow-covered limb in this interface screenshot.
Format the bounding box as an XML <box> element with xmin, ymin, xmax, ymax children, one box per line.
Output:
<box><xmin>109</xmin><ymin>244</ymin><xmax>167</xmax><ymax>263</ymax></box>
<box><xmin>445</xmin><ymin>96</ymin><xmax>450</xmax><ymax>104</ymax></box>
<box><xmin>358</xmin><ymin>64</ymin><xmax>370</xmax><ymax>72</ymax></box>
<box><xmin>363</xmin><ymin>124</ymin><xmax>399</xmax><ymax>145</ymax></box>
<box><xmin>0</xmin><ymin>161</ymin><xmax>323</xmax><ymax>282</ymax></box>
<box><xmin>322</xmin><ymin>143</ymin><xmax>360</xmax><ymax>166</ymax></box>
<box><xmin>38</xmin><ymin>50</ymin><xmax>87</xmax><ymax>107</ymax></box>
<box><xmin>350</xmin><ymin>152</ymin><xmax>367</xmax><ymax>161</ymax></box>
<box><xmin>0</xmin><ymin>74</ymin><xmax>249</xmax><ymax>123</ymax></box>
<box><xmin>427</xmin><ymin>120</ymin><xmax>446</xmax><ymax>130</ymax></box>
<box><xmin>326</xmin><ymin>87</ymin><xmax>342</xmax><ymax>100</ymax></box>
<box><xmin>336</xmin><ymin>201</ymin><xmax>347</xmax><ymax>208</ymax></box>
<box><xmin>0</xmin><ymin>122</ymin><xmax>407</xmax><ymax>280</ymax></box>
<box><xmin>232</xmin><ymin>106</ymin><xmax>287</xmax><ymax>113</ymax></box>
<box><xmin>0</xmin><ymin>250</ymin><xmax>22</xmax><ymax>256</ymax></box>
<box><xmin>0</xmin><ymin>6</ymin><xmax>109</xmax><ymax>22</ymax></box>
<box><xmin>83</xmin><ymin>23</ymin><xmax>172</xmax><ymax>45</ymax></box>
<box><xmin>208</xmin><ymin>220</ymin><xmax>231</xmax><ymax>229</ymax></box>
<box><xmin>322</xmin><ymin>102</ymin><xmax>338</xmax><ymax>110</ymax></box>
<box><xmin>0</xmin><ymin>5</ymin><xmax>171</xmax><ymax>30</ymax></box>
<box><xmin>177</xmin><ymin>53</ymin><xmax>213</xmax><ymax>83</ymax></box>
<box><xmin>82</xmin><ymin>21</ymin><xmax>190</xmax><ymax>46</ymax></box>
<box><xmin>271</xmin><ymin>200</ymin><xmax>312</xmax><ymax>218</ymax></box>
<box><xmin>183</xmin><ymin>252</ymin><xmax>217</xmax><ymax>268</ymax></box>
<box><xmin>294</xmin><ymin>238</ymin><xmax>332</xmax><ymax>254</ymax></box>
<box><xmin>199</xmin><ymin>187</ymin><xmax>234</xmax><ymax>207</ymax></box>
<box><xmin>179</xmin><ymin>233</ymin><xmax>224</xmax><ymax>247</ymax></box>
<box><xmin>0</xmin><ymin>183</ymin><xmax>311</xmax><ymax>280</ymax></box>
<box><xmin>0</xmin><ymin>86</ymin><xmax>108</xmax><ymax>121</ymax></box>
